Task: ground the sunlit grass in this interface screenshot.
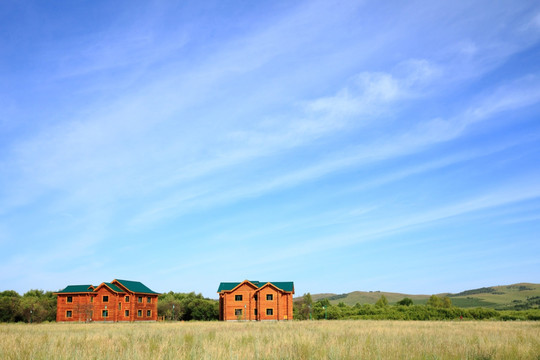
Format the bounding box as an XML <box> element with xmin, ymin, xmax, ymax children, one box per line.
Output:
<box><xmin>1</xmin><ymin>320</ymin><xmax>539</xmax><ymax>359</ymax></box>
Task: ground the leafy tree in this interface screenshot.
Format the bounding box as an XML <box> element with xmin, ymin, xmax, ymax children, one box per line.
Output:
<box><xmin>157</xmin><ymin>293</ymin><xmax>184</xmax><ymax>320</ymax></box>
<box><xmin>1</xmin><ymin>290</ymin><xmax>20</xmax><ymax>298</ymax></box>
<box><xmin>303</xmin><ymin>293</ymin><xmax>313</xmax><ymax>306</ymax></box>
<box><xmin>24</xmin><ymin>289</ymin><xmax>46</xmax><ymax>297</ymax></box>
<box><xmin>20</xmin><ymin>289</ymin><xmax>56</xmax><ymax>322</ymax></box>
<box><xmin>316</xmin><ymin>298</ymin><xmax>331</xmax><ymax>307</ymax></box>
<box><xmin>426</xmin><ymin>295</ymin><xmax>452</xmax><ymax>309</ymax></box>
<box><xmin>157</xmin><ymin>292</ymin><xmax>218</xmax><ymax>321</ymax></box>
<box><xmin>325</xmin><ymin>305</ymin><xmax>341</xmax><ymax>319</ymax></box>
<box><xmin>0</xmin><ymin>291</ymin><xmax>21</xmax><ymax>322</ymax></box>
<box><xmin>189</xmin><ymin>298</ymin><xmax>218</xmax><ymax>321</ymax></box>
<box><xmin>294</xmin><ymin>293</ymin><xmax>314</xmax><ymax>320</ymax></box>
<box><xmin>442</xmin><ymin>296</ymin><xmax>452</xmax><ymax>308</ymax></box>
<box><xmin>311</xmin><ymin>302</ymin><xmax>326</xmax><ymax>319</ymax></box>
<box><xmin>397</xmin><ymin>297</ymin><xmax>413</xmax><ymax>306</ymax></box>
<box><xmin>375</xmin><ymin>295</ymin><xmax>388</xmax><ymax>308</ymax></box>
<box><xmin>427</xmin><ymin>295</ymin><xmax>442</xmax><ymax>308</ymax></box>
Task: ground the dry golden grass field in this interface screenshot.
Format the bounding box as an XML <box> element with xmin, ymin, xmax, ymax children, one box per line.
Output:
<box><xmin>1</xmin><ymin>320</ymin><xmax>539</xmax><ymax>359</ymax></box>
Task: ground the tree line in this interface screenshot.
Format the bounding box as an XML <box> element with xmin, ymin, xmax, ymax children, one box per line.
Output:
<box><xmin>0</xmin><ymin>290</ymin><xmax>219</xmax><ymax>323</ymax></box>
<box><xmin>294</xmin><ymin>293</ymin><xmax>540</xmax><ymax>321</ymax></box>
<box><xmin>157</xmin><ymin>292</ymin><xmax>218</xmax><ymax>321</ymax></box>
<box><xmin>2</xmin><ymin>290</ymin><xmax>539</xmax><ymax>323</ymax></box>
<box><xmin>0</xmin><ymin>290</ymin><xmax>56</xmax><ymax>323</ymax></box>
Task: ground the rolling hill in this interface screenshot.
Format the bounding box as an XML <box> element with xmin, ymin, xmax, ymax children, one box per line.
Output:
<box><xmin>298</xmin><ymin>283</ymin><xmax>540</xmax><ymax>310</ymax></box>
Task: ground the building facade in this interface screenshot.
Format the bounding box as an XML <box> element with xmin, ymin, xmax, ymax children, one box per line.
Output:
<box><xmin>217</xmin><ymin>280</ymin><xmax>294</xmax><ymax>321</ymax></box>
<box><xmin>55</xmin><ymin>279</ymin><xmax>159</xmax><ymax>322</ymax></box>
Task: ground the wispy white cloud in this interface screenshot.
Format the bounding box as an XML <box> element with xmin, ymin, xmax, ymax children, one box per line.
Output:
<box><xmin>127</xmin><ymin>70</ymin><xmax>540</xmax><ymax>228</ymax></box>
<box><xmin>305</xmin><ymin>73</ymin><xmax>402</xmax><ymax>117</ymax></box>
<box><xmin>305</xmin><ymin>59</ymin><xmax>441</xmax><ymax>118</ymax></box>
<box><xmin>502</xmin><ymin>214</ymin><xmax>540</xmax><ymax>224</ymax></box>
<box><xmin>2</xmin><ymin>0</ymin><xmax>540</xmax><ymax>294</ymax></box>
<box><xmin>466</xmin><ymin>76</ymin><xmax>540</xmax><ymax>120</ymax></box>
<box><xmin>234</xmin><ymin>176</ymin><xmax>540</xmax><ymax>269</ymax></box>
<box><xmin>4</xmin><ymin>0</ymin><xmax>538</xmax><ymax>217</ymax></box>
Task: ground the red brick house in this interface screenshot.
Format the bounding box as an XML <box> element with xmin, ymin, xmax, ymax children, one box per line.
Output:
<box><xmin>217</xmin><ymin>280</ymin><xmax>294</xmax><ymax>321</ymax></box>
<box><xmin>55</xmin><ymin>279</ymin><xmax>159</xmax><ymax>322</ymax></box>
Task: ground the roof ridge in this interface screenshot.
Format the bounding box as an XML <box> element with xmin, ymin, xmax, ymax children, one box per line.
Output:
<box><xmin>114</xmin><ymin>279</ymin><xmax>159</xmax><ymax>294</ymax></box>
<box><xmin>217</xmin><ymin>281</ymin><xmax>294</xmax><ymax>293</ymax></box>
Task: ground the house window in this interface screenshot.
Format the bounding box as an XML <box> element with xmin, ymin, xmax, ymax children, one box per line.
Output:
<box><xmin>235</xmin><ymin>295</ymin><xmax>242</xmax><ymax>301</ymax></box>
<box><xmin>102</xmin><ymin>310</ymin><xmax>108</xmax><ymax>318</ymax></box>
<box><xmin>103</xmin><ymin>296</ymin><xmax>109</xmax><ymax>303</ymax></box>
<box><xmin>118</xmin><ymin>302</ymin><xmax>122</xmax><ymax>310</ymax></box>
<box><xmin>147</xmin><ymin>310</ymin><xmax>151</xmax><ymax>317</ymax></box>
<box><xmin>90</xmin><ymin>297</ymin><xmax>93</xmax><ymax>303</ymax></box>
<box><xmin>67</xmin><ymin>296</ymin><xmax>72</xmax><ymax>303</ymax></box>
<box><xmin>266</xmin><ymin>308</ymin><xmax>273</xmax><ymax>316</ymax></box>
<box><xmin>66</xmin><ymin>310</ymin><xmax>72</xmax><ymax>318</ymax></box>
<box><xmin>125</xmin><ymin>310</ymin><xmax>130</xmax><ymax>317</ymax></box>
<box><xmin>138</xmin><ymin>296</ymin><xmax>143</xmax><ymax>303</ymax></box>
<box><xmin>254</xmin><ymin>309</ymin><xmax>257</xmax><ymax>316</ymax></box>
<box><xmin>125</xmin><ymin>296</ymin><xmax>129</xmax><ymax>302</ymax></box>
<box><xmin>254</xmin><ymin>295</ymin><xmax>257</xmax><ymax>301</ymax></box>
<box><xmin>266</xmin><ymin>294</ymin><xmax>273</xmax><ymax>301</ymax></box>
<box><xmin>138</xmin><ymin>310</ymin><xmax>142</xmax><ymax>317</ymax></box>
<box><xmin>147</xmin><ymin>297</ymin><xmax>151</xmax><ymax>303</ymax></box>
<box><xmin>234</xmin><ymin>309</ymin><xmax>242</xmax><ymax>316</ymax></box>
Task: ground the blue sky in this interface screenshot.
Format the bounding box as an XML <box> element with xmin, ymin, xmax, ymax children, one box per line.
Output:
<box><xmin>1</xmin><ymin>0</ymin><xmax>540</xmax><ymax>298</ymax></box>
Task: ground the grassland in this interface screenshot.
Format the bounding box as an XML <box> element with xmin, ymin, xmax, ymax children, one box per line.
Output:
<box><xmin>1</xmin><ymin>320</ymin><xmax>539</xmax><ymax>359</ymax></box>
<box><xmin>309</xmin><ymin>282</ymin><xmax>540</xmax><ymax>309</ymax></box>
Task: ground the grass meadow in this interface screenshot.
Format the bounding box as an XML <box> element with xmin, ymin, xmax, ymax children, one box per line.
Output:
<box><xmin>1</xmin><ymin>320</ymin><xmax>539</xmax><ymax>359</ymax></box>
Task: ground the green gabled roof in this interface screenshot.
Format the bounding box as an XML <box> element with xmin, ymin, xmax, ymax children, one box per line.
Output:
<box><xmin>56</xmin><ymin>285</ymin><xmax>94</xmax><ymax>293</ymax></box>
<box><xmin>268</xmin><ymin>282</ymin><xmax>295</xmax><ymax>292</ymax></box>
<box><xmin>217</xmin><ymin>281</ymin><xmax>294</xmax><ymax>293</ymax></box>
<box><xmin>103</xmin><ymin>282</ymin><xmax>124</xmax><ymax>293</ymax></box>
<box><xmin>217</xmin><ymin>282</ymin><xmax>243</xmax><ymax>292</ymax></box>
<box><xmin>115</xmin><ymin>279</ymin><xmax>159</xmax><ymax>294</ymax></box>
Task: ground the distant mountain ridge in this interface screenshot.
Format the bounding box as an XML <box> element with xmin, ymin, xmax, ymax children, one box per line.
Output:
<box><xmin>298</xmin><ymin>283</ymin><xmax>540</xmax><ymax>310</ymax></box>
